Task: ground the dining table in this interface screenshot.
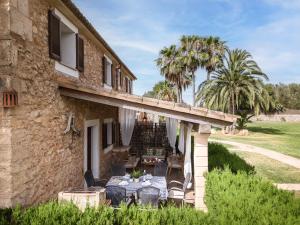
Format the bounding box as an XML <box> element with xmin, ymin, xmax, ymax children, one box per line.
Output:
<box><xmin>106</xmin><ymin>175</ymin><xmax>168</xmax><ymax>200</ymax></box>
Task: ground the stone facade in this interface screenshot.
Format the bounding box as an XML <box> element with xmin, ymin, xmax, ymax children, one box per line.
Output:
<box><xmin>0</xmin><ymin>0</ymin><xmax>134</xmax><ymax>207</ymax></box>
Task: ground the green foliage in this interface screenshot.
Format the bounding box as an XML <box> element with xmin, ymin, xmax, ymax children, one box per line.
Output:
<box><xmin>115</xmin><ymin>204</ymin><xmax>209</xmax><ymax>225</ymax></box>
<box><xmin>197</xmin><ymin>48</ymin><xmax>269</xmax><ymax>114</ymax></box>
<box><xmin>143</xmin><ymin>80</ymin><xmax>177</xmax><ymax>102</ymax></box>
<box><xmin>206</xmin><ymin>168</ymin><xmax>300</xmax><ymax>225</ymax></box>
<box><xmin>1</xmin><ymin>167</ymin><xmax>300</xmax><ymax>225</ymax></box>
<box><xmin>235</xmin><ymin>111</ymin><xmax>253</xmax><ymax>130</ymax></box>
<box><xmin>131</xmin><ymin>169</ymin><xmax>142</xmax><ymax>179</ymax></box>
<box><xmin>265</xmin><ymin>83</ymin><xmax>300</xmax><ymax>110</ymax></box>
<box><xmin>0</xmin><ymin>208</ymin><xmax>12</xmax><ymax>225</ymax></box>
<box><xmin>208</xmin><ymin>142</ymin><xmax>255</xmax><ymax>174</ymax></box>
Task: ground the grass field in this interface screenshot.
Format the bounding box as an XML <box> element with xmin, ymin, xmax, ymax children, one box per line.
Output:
<box><xmin>211</xmin><ymin>121</ymin><xmax>300</xmax><ymax>158</ymax></box>
<box><xmin>229</xmin><ymin>149</ymin><xmax>300</xmax><ymax>183</ymax></box>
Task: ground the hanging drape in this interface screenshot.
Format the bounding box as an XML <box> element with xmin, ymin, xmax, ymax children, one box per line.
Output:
<box><xmin>119</xmin><ymin>108</ymin><xmax>136</xmax><ymax>146</ymax></box>
<box><xmin>178</xmin><ymin>122</ymin><xmax>185</xmax><ymax>154</ymax></box>
<box><xmin>184</xmin><ymin>123</ymin><xmax>193</xmax><ymax>184</ymax></box>
<box><xmin>166</xmin><ymin>118</ymin><xmax>178</xmax><ymax>154</ymax></box>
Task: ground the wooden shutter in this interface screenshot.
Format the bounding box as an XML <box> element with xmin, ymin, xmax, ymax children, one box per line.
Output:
<box><xmin>129</xmin><ymin>80</ymin><xmax>132</xmax><ymax>94</ymax></box>
<box><xmin>76</xmin><ymin>34</ymin><xmax>84</xmax><ymax>72</ymax></box>
<box><xmin>115</xmin><ymin>68</ymin><xmax>119</xmax><ymax>91</ymax></box>
<box><xmin>112</xmin><ymin>122</ymin><xmax>115</xmax><ymax>144</ymax></box>
<box><xmin>111</xmin><ymin>64</ymin><xmax>115</xmax><ymax>89</ymax></box>
<box><xmin>120</xmin><ymin>71</ymin><xmax>123</xmax><ymax>89</ymax></box>
<box><xmin>125</xmin><ymin>78</ymin><xmax>129</xmax><ymax>93</ymax></box>
<box><xmin>102</xmin><ymin>123</ymin><xmax>107</xmax><ymax>149</ymax></box>
<box><xmin>48</xmin><ymin>10</ymin><xmax>61</xmax><ymax>60</ymax></box>
<box><xmin>102</xmin><ymin>57</ymin><xmax>106</xmax><ymax>85</ymax></box>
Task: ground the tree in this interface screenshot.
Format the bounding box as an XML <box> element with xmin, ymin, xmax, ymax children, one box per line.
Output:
<box><xmin>197</xmin><ymin>48</ymin><xmax>269</xmax><ymax>115</ymax></box>
<box><xmin>156</xmin><ymin>45</ymin><xmax>191</xmax><ymax>103</ymax></box>
<box><xmin>180</xmin><ymin>35</ymin><xmax>202</xmax><ymax>106</ymax></box>
<box><xmin>143</xmin><ymin>80</ymin><xmax>177</xmax><ymax>102</ymax></box>
<box><xmin>201</xmin><ymin>36</ymin><xmax>226</xmax><ymax>80</ymax></box>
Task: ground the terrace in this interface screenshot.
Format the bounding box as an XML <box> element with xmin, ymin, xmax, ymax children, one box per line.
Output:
<box><xmin>57</xmin><ymin>80</ymin><xmax>237</xmax><ymax>210</ymax></box>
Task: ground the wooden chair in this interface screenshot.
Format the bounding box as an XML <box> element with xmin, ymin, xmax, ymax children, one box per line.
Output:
<box><xmin>167</xmin><ymin>172</ymin><xmax>194</xmax><ymax>205</ymax></box>
<box><xmin>153</xmin><ymin>161</ymin><xmax>168</xmax><ymax>177</ymax></box>
<box><xmin>167</xmin><ymin>154</ymin><xmax>184</xmax><ymax>175</ymax></box>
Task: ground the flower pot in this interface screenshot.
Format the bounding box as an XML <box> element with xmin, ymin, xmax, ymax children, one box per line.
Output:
<box><xmin>134</xmin><ymin>178</ymin><xmax>139</xmax><ymax>183</ymax></box>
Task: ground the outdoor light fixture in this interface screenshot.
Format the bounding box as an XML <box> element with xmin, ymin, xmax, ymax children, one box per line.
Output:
<box><xmin>64</xmin><ymin>112</ymin><xmax>80</xmax><ymax>136</ymax></box>
<box><xmin>0</xmin><ymin>78</ymin><xmax>18</xmax><ymax>108</ymax></box>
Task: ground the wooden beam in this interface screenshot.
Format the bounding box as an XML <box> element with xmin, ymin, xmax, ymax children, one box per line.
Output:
<box><xmin>59</xmin><ymin>87</ymin><xmax>232</xmax><ymax>127</ymax></box>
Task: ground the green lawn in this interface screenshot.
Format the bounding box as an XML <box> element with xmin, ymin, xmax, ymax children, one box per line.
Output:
<box><xmin>229</xmin><ymin>149</ymin><xmax>300</xmax><ymax>183</ymax></box>
<box><xmin>211</xmin><ymin>121</ymin><xmax>300</xmax><ymax>158</ymax></box>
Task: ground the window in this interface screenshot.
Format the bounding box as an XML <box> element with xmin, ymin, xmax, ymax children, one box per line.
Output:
<box><xmin>116</xmin><ymin>67</ymin><xmax>121</xmax><ymax>91</ymax></box>
<box><xmin>48</xmin><ymin>9</ymin><xmax>84</xmax><ymax>77</ymax></box>
<box><xmin>102</xmin><ymin>119</ymin><xmax>115</xmax><ymax>153</ymax></box>
<box><xmin>125</xmin><ymin>77</ymin><xmax>133</xmax><ymax>94</ymax></box>
<box><xmin>102</xmin><ymin>55</ymin><xmax>113</xmax><ymax>88</ymax></box>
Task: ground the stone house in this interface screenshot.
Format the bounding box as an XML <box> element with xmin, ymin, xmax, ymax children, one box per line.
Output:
<box><xmin>0</xmin><ymin>0</ymin><xmax>237</xmax><ymax>210</ymax></box>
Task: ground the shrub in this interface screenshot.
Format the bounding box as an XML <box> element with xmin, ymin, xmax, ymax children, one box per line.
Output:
<box><xmin>206</xmin><ymin>168</ymin><xmax>300</xmax><ymax>225</ymax></box>
<box><xmin>0</xmin><ymin>208</ymin><xmax>12</xmax><ymax>225</ymax></box>
<box><xmin>208</xmin><ymin>142</ymin><xmax>255</xmax><ymax>174</ymax></box>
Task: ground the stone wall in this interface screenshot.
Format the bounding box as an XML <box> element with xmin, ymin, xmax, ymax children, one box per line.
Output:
<box><xmin>0</xmin><ymin>0</ymin><xmax>128</xmax><ymax>207</ymax></box>
<box><xmin>252</xmin><ymin>114</ymin><xmax>300</xmax><ymax>122</ymax></box>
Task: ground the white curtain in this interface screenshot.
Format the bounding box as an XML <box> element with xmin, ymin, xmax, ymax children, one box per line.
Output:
<box><xmin>184</xmin><ymin>123</ymin><xmax>193</xmax><ymax>185</ymax></box>
<box><xmin>166</xmin><ymin>118</ymin><xmax>178</xmax><ymax>154</ymax></box>
<box><xmin>178</xmin><ymin>122</ymin><xmax>185</xmax><ymax>154</ymax></box>
<box><xmin>119</xmin><ymin>108</ymin><xmax>136</xmax><ymax>146</ymax></box>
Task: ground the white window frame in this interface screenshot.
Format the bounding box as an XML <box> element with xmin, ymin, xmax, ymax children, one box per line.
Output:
<box><xmin>53</xmin><ymin>9</ymin><xmax>79</xmax><ymax>78</ymax></box>
<box><xmin>103</xmin><ymin>118</ymin><xmax>114</xmax><ymax>154</ymax></box>
<box><xmin>103</xmin><ymin>55</ymin><xmax>112</xmax><ymax>89</ymax></box>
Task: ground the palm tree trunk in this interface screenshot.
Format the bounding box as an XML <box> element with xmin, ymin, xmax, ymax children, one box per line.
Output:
<box><xmin>207</xmin><ymin>71</ymin><xmax>211</xmax><ymax>81</ymax></box>
<box><xmin>232</xmin><ymin>93</ymin><xmax>235</xmax><ymax>115</ymax></box>
<box><xmin>192</xmin><ymin>73</ymin><xmax>196</xmax><ymax>106</ymax></box>
<box><xmin>176</xmin><ymin>86</ymin><xmax>180</xmax><ymax>103</ymax></box>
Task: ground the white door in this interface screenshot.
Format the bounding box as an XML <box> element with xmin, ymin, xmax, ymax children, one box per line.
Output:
<box><xmin>84</xmin><ymin>120</ymin><xmax>100</xmax><ymax>178</ymax></box>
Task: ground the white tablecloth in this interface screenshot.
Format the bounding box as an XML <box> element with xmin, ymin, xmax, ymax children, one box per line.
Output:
<box><xmin>106</xmin><ymin>176</ymin><xmax>168</xmax><ymax>200</ymax></box>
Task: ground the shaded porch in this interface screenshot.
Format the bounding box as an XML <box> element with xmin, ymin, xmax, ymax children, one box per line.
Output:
<box><xmin>58</xmin><ymin>81</ymin><xmax>237</xmax><ymax>210</ymax></box>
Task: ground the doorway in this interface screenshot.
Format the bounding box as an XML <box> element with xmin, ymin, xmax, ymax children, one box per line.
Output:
<box><xmin>84</xmin><ymin>120</ymin><xmax>100</xmax><ymax>179</ymax></box>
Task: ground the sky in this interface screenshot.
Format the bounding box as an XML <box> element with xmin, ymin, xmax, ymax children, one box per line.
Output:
<box><xmin>73</xmin><ymin>0</ymin><xmax>300</xmax><ymax>104</ymax></box>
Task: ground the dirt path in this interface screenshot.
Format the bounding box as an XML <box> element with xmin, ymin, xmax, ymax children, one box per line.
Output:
<box><xmin>210</xmin><ymin>139</ymin><xmax>300</xmax><ymax>169</ymax></box>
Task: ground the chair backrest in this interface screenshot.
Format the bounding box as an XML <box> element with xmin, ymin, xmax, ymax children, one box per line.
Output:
<box><xmin>84</xmin><ymin>170</ymin><xmax>95</xmax><ymax>187</ymax></box>
<box><xmin>111</xmin><ymin>164</ymin><xmax>126</xmax><ymax>176</ymax></box>
<box><xmin>137</xmin><ymin>186</ymin><xmax>160</xmax><ymax>207</ymax></box>
<box><xmin>182</xmin><ymin>172</ymin><xmax>191</xmax><ymax>192</ymax></box>
<box><xmin>106</xmin><ymin>185</ymin><xmax>127</xmax><ymax>207</ymax></box>
<box><xmin>153</xmin><ymin>161</ymin><xmax>168</xmax><ymax>177</ymax></box>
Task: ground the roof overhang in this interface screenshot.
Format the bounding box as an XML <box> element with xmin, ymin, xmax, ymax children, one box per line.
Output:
<box><xmin>57</xmin><ymin>81</ymin><xmax>237</xmax><ymax>127</ymax></box>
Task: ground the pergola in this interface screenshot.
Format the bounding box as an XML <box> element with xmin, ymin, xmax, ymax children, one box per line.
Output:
<box><xmin>58</xmin><ymin>79</ymin><xmax>237</xmax><ymax>211</ymax></box>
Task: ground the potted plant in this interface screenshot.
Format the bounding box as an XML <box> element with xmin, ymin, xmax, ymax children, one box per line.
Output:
<box><xmin>131</xmin><ymin>170</ymin><xmax>142</xmax><ymax>183</ymax></box>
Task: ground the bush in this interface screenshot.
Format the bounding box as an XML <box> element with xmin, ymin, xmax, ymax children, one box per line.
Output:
<box><xmin>4</xmin><ymin>202</ymin><xmax>208</xmax><ymax>225</ymax></box>
<box><xmin>208</xmin><ymin>142</ymin><xmax>255</xmax><ymax>174</ymax></box>
<box><xmin>1</xmin><ymin>169</ymin><xmax>300</xmax><ymax>225</ymax></box>
<box><xmin>206</xmin><ymin>168</ymin><xmax>300</xmax><ymax>225</ymax></box>
<box><xmin>0</xmin><ymin>208</ymin><xmax>12</xmax><ymax>225</ymax></box>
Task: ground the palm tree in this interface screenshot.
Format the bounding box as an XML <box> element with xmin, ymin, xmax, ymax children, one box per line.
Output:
<box><xmin>197</xmin><ymin>48</ymin><xmax>268</xmax><ymax>114</ymax></box>
<box><xmin>153</xmin><ymin>80</ymin><xmax>177</xmax><ymax>101</ymax></box>
<box><xmin>156</xmin><ymin>45</ymin><xmax>191</xmax><ymax>103</ymax></box>
<box><xmin>201</xmin><ymin>36</ymin><xmax>226</xmax><ymax>81</ymax></box>
<box><xmin>180</xmin><ymin>35</ymin><xmax>201</xmax><ymax>106</ymax></box>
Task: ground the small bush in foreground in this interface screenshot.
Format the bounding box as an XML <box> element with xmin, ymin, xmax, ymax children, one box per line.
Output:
<box><xmin>208</xmin><ymin>142</ymin><xmax>255</xmax><ymax>173</ymax></box>
<box><xmin>206</xmin><ymin>168</ymin><xmax>300</xmax><ymax>225</ymax></box>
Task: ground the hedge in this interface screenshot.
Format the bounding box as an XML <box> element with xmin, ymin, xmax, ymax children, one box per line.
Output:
<box><xmin>1</xmin><ymin>144</ymin><xmax>299</xmax><ymax>224</ymax></box>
